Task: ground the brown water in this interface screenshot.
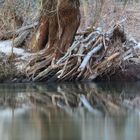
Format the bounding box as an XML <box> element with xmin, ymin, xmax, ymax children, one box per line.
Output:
<box><xmin>0</xmin><ymin>82</ymin><xmax>140</xmax><ymax>140</ymax></box>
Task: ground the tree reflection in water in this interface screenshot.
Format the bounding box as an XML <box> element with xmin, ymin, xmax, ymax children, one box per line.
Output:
<box><xmin>0</xmin><ymin>83</ymin><xmax>139</xmax><ymax>140</ymax></box>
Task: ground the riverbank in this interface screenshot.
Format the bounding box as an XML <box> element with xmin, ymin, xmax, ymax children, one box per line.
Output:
<box><xmin>0</xmin><ymin>1</ymin><xmax>140</xmax><ymax>83</ymax></box>
<box><xmin>0</xmin><ymin>25</ymin><xmax>140</xmax><ymax>83</ymax></box>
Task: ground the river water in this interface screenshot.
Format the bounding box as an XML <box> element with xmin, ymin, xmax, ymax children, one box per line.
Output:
<box><xmin>0</xmin><ymin>82</ymin><xmax>140</xmax><ymax>140</ymax></box>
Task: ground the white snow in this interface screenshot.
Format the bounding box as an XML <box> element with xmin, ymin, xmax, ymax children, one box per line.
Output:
<box><xmin>0</xmin><ymin>40</ymin><xmax>25</xmax><ymax>56</ymax></box>
<box><xmin>0</xmin><ymin>40</ymin><xmax>33</xmax><ymax>71</ymax></box>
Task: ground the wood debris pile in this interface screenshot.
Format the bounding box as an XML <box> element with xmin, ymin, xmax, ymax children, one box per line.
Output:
<box><xmin>26</xmin><ymin>24</ymin><xmax>140</xmax><ymax>82</ymax></box>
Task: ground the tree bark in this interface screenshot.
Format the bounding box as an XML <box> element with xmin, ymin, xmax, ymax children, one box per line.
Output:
<box><xmin>30</xmin><ymin>0</ymin><xmax>80</xmax><ymax>60</ymax></box>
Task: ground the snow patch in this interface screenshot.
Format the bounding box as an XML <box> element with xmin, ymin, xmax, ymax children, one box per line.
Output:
<box><xmin>0</xmin><ymin>40</ymin><xmax>33</xmax><ymax>71</ymax></box>
<box><xmin>0</xmin><ymin>40</ymin><xmax>25</xmax><ymax>56</ymax></box>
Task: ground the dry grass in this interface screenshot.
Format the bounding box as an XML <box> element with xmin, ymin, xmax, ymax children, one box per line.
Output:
<box><xmin>79</xmin><ymin>0</ymin><xmax>124</xmax><ymax>31</ymax></box>
<box><xmin>124</xmin><ymin>3</ymin><xmax>140</xmax><ymax>40</ymax></box>
<box><xmin>0</xmin><ymin>0</ymin><xmax>140</xmax><ymax>40</ymax></box>
<box><xmin>79</xmin><ymin>0</ymin><xmax>140</xmax><ymax>40</ymax></box>
<box><xmin>0</xmin><ymin>0</ymin><xmax>39</xmax><ymax>36</ymax></box>
<box><xmin>0</xmin><ymin>52</ymin><xmax>17</xmax><ymax>82</ymax></box>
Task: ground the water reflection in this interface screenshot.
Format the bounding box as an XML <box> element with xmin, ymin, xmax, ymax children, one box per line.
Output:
<box><xmin>0</xmin><ymin>82</ymin><xmax>139</xmax><ymax>140</ymax></box>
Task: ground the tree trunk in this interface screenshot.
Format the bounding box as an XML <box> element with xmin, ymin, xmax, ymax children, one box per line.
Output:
<box><xmin>30</xmin><ymin>0</ymin><xmax>80</xmax><ymax>60</ymax></box>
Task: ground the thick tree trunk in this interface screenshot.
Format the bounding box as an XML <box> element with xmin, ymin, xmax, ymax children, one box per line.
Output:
<box><xmin>30</xmin><ymin>0</ymin><xmax>80</xmax><ymax>60</ymax></box>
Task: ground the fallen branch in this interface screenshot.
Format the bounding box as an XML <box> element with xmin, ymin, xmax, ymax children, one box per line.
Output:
<box><xmin>0</xmin><ymin>22</ymin><xmax>38</xmax><ymax>40</ymax></box>
<box><xmin>79</xmin><ymin>43</ymin><xmax>103</xmax><ymax>71</ymax></box>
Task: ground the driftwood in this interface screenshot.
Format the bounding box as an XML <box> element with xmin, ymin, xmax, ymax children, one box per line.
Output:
<box><xmin>0</xmin><ymin>21</ymin><xmax>139</xmax><ymax>82</ymax></box>
<box><xmin>25</xmin><ymin>23</ymin><xmax>140</xmax><ymax>82</ymax></box>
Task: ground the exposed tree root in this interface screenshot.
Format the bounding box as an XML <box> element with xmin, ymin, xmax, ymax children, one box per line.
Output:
<box><xmin>26</xmin><ymin>24</ymin><xmax>140</xmax><ymax>82</ymax></box>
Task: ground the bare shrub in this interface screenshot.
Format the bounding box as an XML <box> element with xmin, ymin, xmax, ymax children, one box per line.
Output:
<box><xmin>0</xmin><ymin>52</ymin><xmax>17</xmax><ymax>82</ymax></box>
<box><xmin>0</xmin><ymin>0</ymin><xmax>39</xmax><ymax>34</ymax></box>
